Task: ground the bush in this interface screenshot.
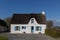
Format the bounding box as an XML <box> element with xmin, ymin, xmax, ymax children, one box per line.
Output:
<box><xmin>45</xmin><ymin>29</ymin><xmax>60</xmax><ymax>38</ymax></box>
<box><xmin>56</xmin><ymin>30</ymin><xmax>60</xmax><ymax>37</ymax></box>
<box><xmin>0</xmin><ymin>36</ymin><xmax>8</xmax><ymax>40</ymax></box>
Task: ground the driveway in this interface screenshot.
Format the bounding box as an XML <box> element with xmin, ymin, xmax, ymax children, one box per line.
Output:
<box><xmin>0</xmin><ymin>33</ymin><xmax>58</xmax><ymax>40</ymax></box>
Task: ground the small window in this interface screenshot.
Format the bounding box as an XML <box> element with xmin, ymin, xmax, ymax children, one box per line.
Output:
<box><xmin>31</xmin><ymin>19</ymin><xmax>34</xmax><ymax>23</ymax></box>
<box><xmin>22</xmin><ymin>26</ymin><xmax>26</xmax><ymax>29</ymax></box>
<box><xmin>15</xmin><ymin>26</ymin><xmax>20</xmax><ymax>31</ymax></box>
<box><xmin>36</xmin><ymin>26</ymin><xmax>39</xmax><ymax>31</ymax></box>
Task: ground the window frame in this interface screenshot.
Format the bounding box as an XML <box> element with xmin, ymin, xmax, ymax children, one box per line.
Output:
<box><xmin>31</xmin><ymin>19</ymin><xmax>34</xmax><ymax>23</ymax></box>
<box><xmin>40</xmin><ymin>27</ymin><xmax>42</xmax><ymax>31</ymax></box>
<box><xmin>36</xmin><ymin>26</ymin><xmax>40</xmax><ymax>31</ymax></box>
<box><xmin>15</xmin><ymin>26</ymin><xmax>20</xmax><ymax>31</ymax></box>
<box><xmin>22</xmin><ymin>26</ymin><xmax>26</xmax><ymax>29</ymax></box>
<box><xmin>36</xmin><ymin>26</ymin><xmax>42</xmax><ymax>31</ymax></box>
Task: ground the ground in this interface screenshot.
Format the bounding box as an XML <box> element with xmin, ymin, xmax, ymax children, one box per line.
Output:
<box><xmin>0</xmin><ymin>33</ymin><xmax>59</xmax><ymax>40</ymax></box>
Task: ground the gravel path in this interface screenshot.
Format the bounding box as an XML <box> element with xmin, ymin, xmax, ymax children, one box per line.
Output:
<box><xmin>0</xmin><ymin>33</ymin><xmax>58</xmax><ymax>40</ymax></box>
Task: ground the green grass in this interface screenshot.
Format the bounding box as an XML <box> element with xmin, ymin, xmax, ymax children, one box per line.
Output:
<box><xmin>45</xmin><ymin>29</ymin><xmax>60</xmax><ymax>38</ymax></box>
<box><xmin>0</xmin><ymin>36</ymin><xmax>8</xmax><ymax>40</ymax></box>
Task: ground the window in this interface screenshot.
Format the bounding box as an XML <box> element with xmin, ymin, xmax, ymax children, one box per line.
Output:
<box><xmin>31</xmin><ymin>19</ymin><xmax>34</xmax><ymax>23</ymax></box>
<box><xmin>36</xmin><ymin>26</ymin><xmax>42</xmax><ymax>31</ymax></box>
<box><xmin>15</xmin><ymin>26</ymin><xmax>20</xmax><ymax>31</ymax></box>
<box><xmin>36</xmin><ymin>26</ymin><xmax>39</xmax><ymax>31</ymax></box>
<box><xmin>40</xmin><ymin>27</ymin><xmax>42</xmax><ymax>31</ymax></box>
<box><xmin>22</xmin><ymin>26</ymin><xmax>26</xmax><ymax>29</ymax></box>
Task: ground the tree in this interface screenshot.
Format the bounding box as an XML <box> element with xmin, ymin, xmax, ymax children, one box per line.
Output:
<box><xmin>46</xmin><ymin>20</ymin><xmax>54</xmax><ymax>29</ymax></box>
<box><xmin>4</xmin><ymin>17</ymin><xmax>11</xmax><ymax>25</ymax></box>
<box><xmin>4</xmin><ymin>17</ymin><xmax>12</xmax><ymax>32</ymax></box>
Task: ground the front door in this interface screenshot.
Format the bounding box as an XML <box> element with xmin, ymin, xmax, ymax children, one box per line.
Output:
<box><xmin>31</xmin><ymin>26</ymin><xmax>34</xmax><ymax>33</ymax></box>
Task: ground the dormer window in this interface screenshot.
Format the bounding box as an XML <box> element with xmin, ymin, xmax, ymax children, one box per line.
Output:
<box><xmin>31</xmin><ymin>19</ymin><xmax>34</xmax><ymax>23</ymax></box>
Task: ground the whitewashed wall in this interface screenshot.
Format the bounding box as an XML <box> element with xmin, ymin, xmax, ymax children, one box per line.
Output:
<box><xmin>10</xmin><ymin>18</ymin><xmax>46</xmax><ymax>34</ymax></box>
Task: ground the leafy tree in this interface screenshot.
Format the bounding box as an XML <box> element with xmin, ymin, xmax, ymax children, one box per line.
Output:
<box><xmin>46</xmin><ymin>20</ymin><xmax>54</xmax><ymax>29</ymax></box>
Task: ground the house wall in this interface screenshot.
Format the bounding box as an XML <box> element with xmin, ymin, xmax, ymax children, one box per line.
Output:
<box><xmin>11</xmin><ymin>24</ymin><xmax>46</xmax><ymax>34</ymax></box>
<box><xmin>10</xmin><ymin>18</ymin><xmax>46</xmax><ymax>34</ymax></box>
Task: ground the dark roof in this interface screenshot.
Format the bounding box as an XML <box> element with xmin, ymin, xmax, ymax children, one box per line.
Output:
<box><xmin>11</xmin><ymin>13</ymin><xmax>46</xmax><ymax>24</ymax></box>
<box><xmin>0</xmin><ymin>19</ymin><xmax>8</xmax><ymax>27</ymax></box>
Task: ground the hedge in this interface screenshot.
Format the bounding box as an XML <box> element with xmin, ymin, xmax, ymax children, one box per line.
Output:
<box><xmin>45</xmin><ymin>29</ymin><xmax>60</xmax><ymax>38</ymax></box>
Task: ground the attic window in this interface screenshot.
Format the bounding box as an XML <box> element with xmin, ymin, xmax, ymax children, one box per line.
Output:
<box><xmin>31</xmin><ymin>19</ymin><xmax>34</xmax><ymax>23</ymax></box>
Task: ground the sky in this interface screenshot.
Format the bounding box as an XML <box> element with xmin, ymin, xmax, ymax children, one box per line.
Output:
<box><xmin>0</xmin><ymin>0</ymin><xmax>60</xmax><ymax>20</ymax></box>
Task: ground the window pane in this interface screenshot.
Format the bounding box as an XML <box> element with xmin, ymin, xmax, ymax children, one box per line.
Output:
<box><xmin>36</xmin><ymin>26</ymin><xmax>39</xmax><ymax>31</ymax></box>
<box><xmin>31</xmin><ymin>19</ymin><xmax>34</xmax><ymax>23</ymax></box>
<box><xmin>15</xmin><ymin>26</ymin><xmax>20</xmax><ymax>31</ymax></box>
<box><xmin>40</xmin><ymin>27</ymin><xmax>42</xmax><ymax>31</ymax></box>
<box><xmin>22</xmin><ymin>26</ymin><xmax>26</xmax><ymax>29</ymax></box>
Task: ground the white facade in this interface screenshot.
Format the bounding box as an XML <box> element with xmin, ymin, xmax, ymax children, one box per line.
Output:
<box><xmin>11</xmin><ymin>18</ymin><xmax>46</xmax><ymax>34</ymax></box>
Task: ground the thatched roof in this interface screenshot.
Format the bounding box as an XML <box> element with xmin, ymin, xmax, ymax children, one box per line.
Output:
<box><xmin>11</xmin><ymin>13</ymin><xmax>46</xmax><ymax>24</ymax></box>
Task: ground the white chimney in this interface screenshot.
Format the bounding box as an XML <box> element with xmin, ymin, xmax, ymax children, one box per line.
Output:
<box><xmin>42</xmin><ymin>11</ymin><xmax>45</xmax><ymax>15</ymax></box>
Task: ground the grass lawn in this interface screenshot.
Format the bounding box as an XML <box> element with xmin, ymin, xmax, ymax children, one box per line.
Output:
<box><xmin>45</xmin><ymin>29</ymin><xmax>60</xmax><ymax>38</ymax></box>
<box><xmin>0</xmin><ymin>36</ymin><xmax>8</xmax><ymax>40</ymax></box>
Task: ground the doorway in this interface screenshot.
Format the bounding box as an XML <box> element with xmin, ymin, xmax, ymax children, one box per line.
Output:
<box><xmin>31</xmin><ymin>26</ymin><xmax>34</xmax><ymax>33</ymax></box>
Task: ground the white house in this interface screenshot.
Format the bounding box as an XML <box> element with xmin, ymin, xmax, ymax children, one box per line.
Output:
<box><xmin>11</xmin><ymin>11</ymin><xmax>46</xmax><ymax>34</ymax></box>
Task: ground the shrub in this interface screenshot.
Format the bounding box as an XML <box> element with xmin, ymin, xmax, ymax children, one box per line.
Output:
<box><xmin>45</xmin><ymin>29</ymin><xmax>60</xmax><ymax>38</ymax></box>
<box><xmin>56</xmin><ymin>30</ymin><xmax>60</xmax><ymax>37</ymax></box>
